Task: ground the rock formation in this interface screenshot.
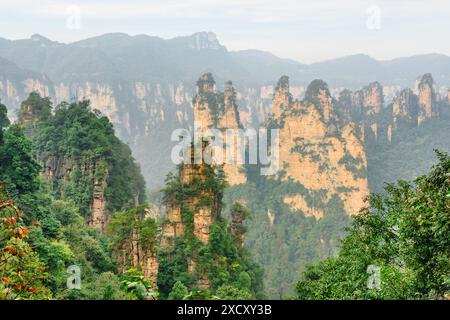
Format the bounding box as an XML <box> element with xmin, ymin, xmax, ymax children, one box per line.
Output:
<box><xmin>192</xmin><ymin>73</ymin><xmax>247</xmax><ymax>185</ymax></box>
<box><xmin>115</xmin><ymin>221</ymin><xmax>159</xmax><ymax>287</ymax></box>
<box><xmin>161</xmin><ymin>141</ymin><xmax>220</xmax><ymax>247</ymax></box>
<box><xmin>272</xmin><ymin>76</ymin><xmax>369</xmax><ymax>219</ymax></box>
<box><xmin>392</xmin><ymin>88</ymin><xmax>419</xmax><ymax>127</ymax></box>
<box><xmin>417</xmin><ymin>73</ymin><xmax>438</xmax><ymax>125</ymax></box>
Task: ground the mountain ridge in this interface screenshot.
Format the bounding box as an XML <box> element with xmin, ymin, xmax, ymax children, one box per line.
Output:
<box><xmin>1</xmin><ymin>33</ymin><xmax>450</xmax><ymax>87</ymax></box>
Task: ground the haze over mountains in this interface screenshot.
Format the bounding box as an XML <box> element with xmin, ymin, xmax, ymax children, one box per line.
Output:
<box><xmin>1</xmin><ymin>32</ymin><xmax>450</xmax><ymax>88</ymax></box>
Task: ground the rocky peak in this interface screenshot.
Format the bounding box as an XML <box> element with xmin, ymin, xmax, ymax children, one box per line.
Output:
<box><xmin>190</xmin><ymin>32</ymin><xmax>224</xmax><ymax>51</ymax></box>
<box><xmin>224</xmin><ymin>81</ymin><xmax>236</xmax><ymax>107</ymax></box>
<box><xmin>362</xmin><ymin>82</ymin><xmax>383</xmax><ymax>115</ymax></box>
<box><xmin>192</xmin><ymin>74</ymin><xmax>246</xmax><ymax>185</ymax></box>
<box><xmin>304</xmin><ymin>79</ymin><xmax>331</xmax><ymax>102</ymax></box>
<box><xmin>337</xmin><ymin>82</ymin><xmax>383</xmax><ymax>122</ymax></box>
<box><xmin>271</xmin><ymin>76</ymin><xmax>369</xmax><ymax>220</ymax></box>
<box><xmin>272</xmin><ymin>75</ymin><xmax>293</xmax><ymax>118</ymax></box>
<box><xmin>303</xmin><ymin>79</ymin><xmax>335</xmax><ymax>123</ymax></box>
<box><xmin>392</xmin><ymin>88</ymin><xmax>419</xmax><ymax>127</ymax></box>
<box><xmin>418</xmin><ymin>73</ymin><xmax>434</xmax><ymax>88</ymax></box>
<box><xmin>17</xmin><ymin>92</ymin><xmax>52</xmax><ymax>135</ymax></box>
<box><xmin>417</xmin><ymin>73</ymin><xmax>437</xmax><ymax>124</ymax></box>
<box><xmin>30</xmin><ymin>34</ymin><xmax>59</xmax><ymax>47</ymax></box>
<box><xmin>196</xmin><ymin>72</ymin><xmax>215</xmax><ymax>94</ymax></box>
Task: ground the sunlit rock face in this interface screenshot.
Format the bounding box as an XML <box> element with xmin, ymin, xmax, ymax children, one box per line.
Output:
<box><xmin>192</xmin><ymin>73</ymin><xmax>247</xmax><ymax>185</ymax></box>
<box><xmin>271</xmin><ymin>76</ymin><xmax>369</xmax><ymax>219</ymax></box>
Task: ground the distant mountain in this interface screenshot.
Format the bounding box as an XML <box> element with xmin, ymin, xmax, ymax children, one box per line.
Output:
<box><xmin>1</xmin><ymin>33</ymin><xmax>450</xmax><ymax>88</ymax></box>
<box><xmin>300</xmin><ymin>53</ymin><xmax>450</xmax><ymax>88</ymax></box>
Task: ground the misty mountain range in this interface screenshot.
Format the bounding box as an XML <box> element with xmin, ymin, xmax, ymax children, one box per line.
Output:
<box><xmin>1</xmin><ymin>32</ymin><xmax>450</xmax><ymax>89</ymax></box>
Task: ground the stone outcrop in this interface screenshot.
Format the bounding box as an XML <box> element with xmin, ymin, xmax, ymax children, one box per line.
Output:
<box><xmin>159</xmin><ymin>141</ymin><xmax>224</xmax><ymax>290</ymax></box>
<box><xmin>38</xmin><ymin>154</ymin><xmax>110</xmax><ymax>232</ymax></box>
<box><xmin>161</xmin><ymin>141</ymin><xmax>220</xmax><ymax>247</ymax></box>
<box><xmin>115</xmin><ymin>224</ymin><xmax>159</xmax><ymax>287</ymax></box>
<box><xmin>90</xmin><ymin>170</ymin><xmax>109</xmax><ymax>233</ymax></box>
<box><xmin>192</xmin><ymin>73</ymin><xmax>247</xmax><ymax>185</ymax></box>
<box><xmin>417</xmin><ymin>73</ymin><xmax>438</xmax><ymax>125</ymax></box>
<box><xmin>338</xmin><ymin>81</ymin><xmax>383</xmax><ymax>140</ymax></box>
<box><xmin>338</xmin><ymin>74</ymin><xmax>442</xmax><ymax>145</ymax></box>
<box><xmin>272</xmin><ymin>76</ymin><xmax>369</xmax><ymax>218</ymax></box>
<box><xmin>392</xmin><ymin>88</ymin><xmax>419</xmax><ymax>127</ymax></box>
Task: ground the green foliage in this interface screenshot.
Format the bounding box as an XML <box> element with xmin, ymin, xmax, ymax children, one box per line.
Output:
<box><xmin>73</xmin><ymin>272</ymin><xmax>129</xmax><ymax>300</ymax></box>
<box><xmin>0</xmin><ymin>100</ymin><xmax>10</xmax><ymax>143</ymax></box>
<box><xmin>158</xmin><ymin>162</ymin><xmax>264</xmax><ymax>299</ymax></box>
<box><xmin>296</xmin><ymin>151</ymin><xmax>450</xmax><ymax>299</ymax></box>
<box><xmin>0</xmin><ymin>184</ymin><xmax>52</xmax><ymax>299</ymax></box>
<box><xmin>18</xmin><ymin>92</ymin><xmax>52</xmax><ymax>124</ymax></box>
<box><xmin>338</xmin><ymin>154</ymin><xmax>366</xmax><ymax>179</ymax></box>
<box><xmin>214</xmin><ymin>284</ymin><xmax>252</xmax><ymax>300</ymax></box>
<box><xmin>224</xmin><ymin>176</ymin><xmax>350</xmax><ymax>298</ymax></box>
<box><xmin>0</xmin><ymin>125</ymin><xmax>41</xmax><ymax>195</ymax></box>
<box><xmin>0</xmin><ymin>95</ymin><xmax>146</xmax><ymax>300</ymax></box>
<box><xmin>31</xmin><ymin>96</ymin><xmax>146</xmax><ymax>215</ymax></box>
<box><xmin>168</xmin><ymin>280</ymin><xmax>189</xmax><ymax>300</ymax></box>
<box><xmin>121</xmin><ymin>268</ymin><xmax>158</xmax><ymax>300</ymax></box>
<box><xmin>109</xmin><ymin>205</ymin><xmax>158</xmax><ymax>251</ymax></box>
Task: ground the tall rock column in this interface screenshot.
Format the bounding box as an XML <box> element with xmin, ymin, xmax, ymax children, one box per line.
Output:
<box><xmin>417</xmin><ymin>73</ymin><xmax>437</xmax><ymax>125</ymax></box>
<box><xmin>272</xmin><ymin>76</ymin><xmax>369</xmax><ymax>219</ymax></box>
<box><xmin>192</xmin><ymin>73</ymin><xmax>246</xmax><ymax>185</ymax></box>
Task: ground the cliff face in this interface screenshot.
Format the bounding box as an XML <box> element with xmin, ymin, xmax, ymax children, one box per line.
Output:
<box><xmin>272</xmin><ymin>77</ymin><xmax>369</xmax><ymax>219</ymax></box>
<box><xmin>338</xmin><ymin>73</ymin><xmax>443</xmax><ymax>145</ymax></box>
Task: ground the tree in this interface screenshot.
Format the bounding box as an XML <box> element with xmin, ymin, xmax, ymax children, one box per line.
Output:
<box><xmin>215</xmin><ymin>285</ymin><xmax>252</xmax><ymax>300</ymax></box>
<box><xmin>0</xmin><ymin>101</ymin><xmax>10</xmax><ymax>144</ymax></box>
<box><xmin>0</xmin><ymin>125</ymin><xmax>41</xmax><ymax>195</ymax></box>
<box><xmin>168</xmin><ymin>280</ymin><xmax>189</xmax><ymax>300</ymax></box>
<box><xmin>295</xmin><ymin>151</ymin><xmax>450</xmax><ymax>299</ymax></box>
<box><xmin>228</xmin><ymin>203</ymin><xmax>250</xmax><ymax>247</ymax></box>
<box><xmin>17</xmin><ymin>92</ymin><xmax>52</xmax><ymax>125</ymax></box>
<box><xmin>121</xmin><ymin>268</ymin><xmax>159</xmax><ymax>300</ymax></box>
<box><xmin>0</xmin><ymin>183</ymin><xmax>51</xmax><ymax>299</ymax></box>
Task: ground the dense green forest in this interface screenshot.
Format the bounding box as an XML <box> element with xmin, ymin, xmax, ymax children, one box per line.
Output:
<box><xmin>0</xmin><ymin>95</ymin><xmax>148</xmax><ymax>299</ymax></box>
<box><xmin>0</xmin><ymin>94</ymin><xmax>264</xmax><ymax>300</ymax></box>
<box><xmin>295</xmin><ymin>151</ymin><xmax>449</xmax><ymax>299</ymax></box>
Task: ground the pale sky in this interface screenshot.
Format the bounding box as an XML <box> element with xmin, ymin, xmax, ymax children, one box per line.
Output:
<box><xmin>0</xmin><ymin>0</ymin><xmax>449</xmax><ymax>63</ymax></box>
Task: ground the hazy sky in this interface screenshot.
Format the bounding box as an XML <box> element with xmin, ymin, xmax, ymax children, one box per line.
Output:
<box><xmin>0</xmin><ymin>0</ymin><xmax>449</xmax><ymax>63</ymax></box>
